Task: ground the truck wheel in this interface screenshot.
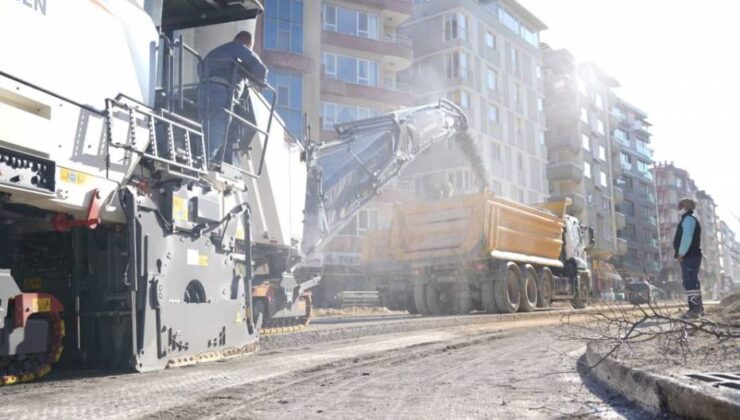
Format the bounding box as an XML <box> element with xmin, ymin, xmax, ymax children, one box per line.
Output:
<box><xmin>414</xmin><ymin>283</ymin><xmax>429</xmax><ymax>315</ymax></box>
<box><xmin>519</xmin><ymin>265</ymin><xmax>538</xmax><ymax>312</ymax></box>
<box><xmin>481</xmin><ymin>278</ymin><xmax>498</xmax><ymax>313</ymax></box>
<box><xmin>572</xmin><ymin>274</ymin><xmax>591</xmax><ymax>309</ymax></box>
<box><xmin>425</xmin><ymin>282</ymin><xmax>453</xmax><ymax>316</ymax></box>
<box><xmin>452</xmin><ymin>282</ymin><xmax>472</xmax><ymax>315</ymax></box>
<box><xmin>406</xmin><ymin>291</ymin><xmax>419</xmax><ymax>314</ymax></box>
<box><xmin>495</xmin><ymin>264</ymin><xmax>521</xmax><ymax>314</ymax></box>
<box><xmin>537</xmin><ymin>268</ymin><xmax>554</xmax><ymax>308</ymax></box>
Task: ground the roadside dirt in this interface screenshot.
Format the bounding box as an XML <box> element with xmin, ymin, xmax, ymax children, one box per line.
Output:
<box><xmin>0</xmin><ymin>311</ymin><xmax>656</xmax><ymax>419</ymax></box>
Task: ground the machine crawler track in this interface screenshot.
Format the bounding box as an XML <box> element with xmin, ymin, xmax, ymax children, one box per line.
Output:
<box><xmin>1</xmin><ymin>315</ymin><xmax>65</xmax><ymax>386</ymax></box>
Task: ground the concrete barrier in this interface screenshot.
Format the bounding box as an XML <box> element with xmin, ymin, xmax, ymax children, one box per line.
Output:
<box><xmin>585</xmin><ymin>344</ymin><xmax>740</xmax><ymax>419</ymax></box>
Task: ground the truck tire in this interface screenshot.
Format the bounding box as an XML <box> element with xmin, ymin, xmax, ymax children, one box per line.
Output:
<box><xmin>537</xmin><ymin>268</ymin><xmax>554</xmax><ymax>308</ymax></box>
<box><xmin>480</xmin><ymin>278</ymin><xmax>498</xmax><ymax>313</ymax></box>
<box><xmin>425</xmin><ymin>282</ymin><xmax>453</xmax><ymax>316</ymax></box>
<box><xmin>519</xmin><ymin>265</ymin><xmax>538</xmax><ymax>312</ymax></box>
<box><xmin>572</xmin><ymin>273</ymin><xmax>591</xmax><ymax>309</ymax></box>
<box><xmin>452</xmin><ymin>282</ymin><xmax>472</xmax><ymax>315</ymax></box>
<box><xmin>495</xmin><ymin>264</ymin><xmax>521</xmax><ymax>313</ymax></box>
<box><xmin>405</xmin><ymin>291</ymin><xmax>419</xmax><ymax>314</ymax></box>
<box><xmin>414</xmin><ymin>283</ymin><xmax>429</xmax><ymax>315</ymax></box>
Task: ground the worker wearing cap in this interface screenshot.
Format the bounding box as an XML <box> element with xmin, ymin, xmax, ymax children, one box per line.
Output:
<box><xmin>198</xmin><ymin>31</ymin><xmax>268</xmax><ymax>166</ymax></box>
<box><xmin>673</xmin><ymin>197</ymin><xmax>704</xmax><ymax>318</ymax></box>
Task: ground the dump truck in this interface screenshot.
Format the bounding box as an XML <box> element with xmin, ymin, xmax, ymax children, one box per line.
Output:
<box><xmin>368</xmin><ymin>192</ymin><xmax>594</xmax><ymax>315</ymax></box>
<box><xmin>0</xmin><ymin>0</ymin><xmax>469</xmax><ymax>384</ymax></box>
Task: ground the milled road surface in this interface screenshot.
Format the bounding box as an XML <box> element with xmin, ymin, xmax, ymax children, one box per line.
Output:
<box><xmin>0</xmin><ymin>312</ymin><xmax>652</xmax><ymax>419</ymax></box>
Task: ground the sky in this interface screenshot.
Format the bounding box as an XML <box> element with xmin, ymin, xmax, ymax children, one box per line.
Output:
<box><xmin>518</xmin><ymin>0</ymin><xmax>740</xmax><ymax>234</ymax></box>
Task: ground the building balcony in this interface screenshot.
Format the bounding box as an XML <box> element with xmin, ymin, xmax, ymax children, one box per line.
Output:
<box><xmin>261</xmin><ymin>49</ymin><xmax>314</xmax><ymax>73</ymax></box>
<box><xmin>343</xmin><ymin>0</ymin><xmax>412</xmax><ymax>23</ymax></box>
<box><xmin>549</xmin><ymin>192</ymin><xmax>586</xmax><ymax>214</ymax></box>
<box><xmin>615</xmin><ymin>212</ymin><xmax>627</xmax><ymax>230</ymax></box>
<box><xmin>321</xmin><ymin>76</ymin><xmax>415</xmax><ymax>107</ymax></box>
<box><xmin>547</xmin><ymin>161</ymin><xmax>584</xmax><ymax>184</ymax></box>
<box><xmin>617</xmin><ymin>238</ymin><xmax>629</xmax><ymax>255</ymax></box>
<box><xmin>546</xmin><ymin>134</ymin><xmax>581</xmax><ymax>154</ymax></box>
<box><xmin>610</xmin><ymin>137</ymin><xmax>622</xmax><ymax>156</ymax></box>
<box><xmin>322</xmin><ymin>31</ymin><xmax>412</xmax><ymax>71</ymax></box>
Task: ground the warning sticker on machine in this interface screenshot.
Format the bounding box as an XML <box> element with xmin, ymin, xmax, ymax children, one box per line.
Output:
<box><xmin>59</xmin><ymin>168</ymin><xmax>87</xmax><ymax>185</ymax></box>
<box><xmin>32</xmin><ymin>297</ymin><xmax>51</xmax><ymax>313</ymax></box>
<box><xmin>172</xmin><ymin>196</ymin><xmax>189</xmax><ymax>222</ymax></box>
<box><xmin>187</xmin><ymin>249</ymin><xmax>208</xmax><ymax>267</ymax></box>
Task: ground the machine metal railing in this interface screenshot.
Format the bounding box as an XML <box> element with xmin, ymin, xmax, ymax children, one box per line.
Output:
<box><xmin>107</xmin><ymin>35</ymin><xmax>279</xmax><ymax>183</ymax></box>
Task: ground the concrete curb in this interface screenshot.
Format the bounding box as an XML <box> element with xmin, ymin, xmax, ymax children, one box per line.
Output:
<box><xmin>585</xmin><ymin>344</ymin><xmax>740</xmax><ymax>419</ymax></box>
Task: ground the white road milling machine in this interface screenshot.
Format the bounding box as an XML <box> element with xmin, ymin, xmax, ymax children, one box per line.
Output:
<box><xmin>0</xmin><ymin>1</ymin><xmax>468</xmax><ymax>384</ymax></box>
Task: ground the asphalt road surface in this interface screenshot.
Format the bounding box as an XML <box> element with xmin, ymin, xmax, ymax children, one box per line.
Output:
<box><xmin>0</xmin><ymin>313</ymin><xmax>653</xmax><ymax>419</ymax></box>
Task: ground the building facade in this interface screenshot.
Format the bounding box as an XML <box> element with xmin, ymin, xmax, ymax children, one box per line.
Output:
<box><xmin>611</xmin><ymin>98</ymin><xmax>661</xmax><ymax>282</ymax></box>
<box><xmin>400</xmin><ymin>0</ymin><xmax>549</xmax><ymax>204</ymax></box>
<box><xmin>655</xmin><ymin>163</ymin><xmax>723</xmax><ymax>297</ymax></box>
<box><xmin>718</xmin><ymin>220</ymin><xmax>738</xmax><ymax>290</ymax></box>
<box><xmin>541</xmin><ymin>47</ymin><xmax>625</xmax><ymax>294</ymax></box>
<box><xmin>695</xmin><ymin>190</ymin><xmax>723</xmax><ymax>297</ymax></box>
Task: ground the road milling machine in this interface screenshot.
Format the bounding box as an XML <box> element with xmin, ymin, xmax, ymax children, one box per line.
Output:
<box><xmin>0</xmin><ymin>1</ymin><xmax>468</xmax><ymax>384</ymax></box>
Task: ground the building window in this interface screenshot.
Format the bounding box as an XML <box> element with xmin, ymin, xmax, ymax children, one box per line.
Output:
<box><xmin>537</xmin><ymin>97</ymin><xmax>544</xmax><ymax>112</ymax></box>
<box><xmin>600</xmin><ymin>170</ymin><xmax>608</xmax><ymax>187</ymax></box>
<box><xmin>492</xmin><ymin>143</ymin><xmax>501</xmax><ymax>161</ymax></box>
<box><xmin>515</xmin><ymin>117</ymin><xmax>524</xmax><ymax>135</ymax></box>
<box><xmin>485</xmin><ymin>31</ymin><xmax>496</xmax><ymax>49</ymax></box>
<box><xmin>322</xmin><ymin>102</ymin><xmax>379</xmax><ymax>129</ymax></box>
<box><xmin>460</xmin><ymin>91</ymin><xmax>470</xmax><ymax>109</ymax></box>
<box><xmin>584</xmin><ymin>161</ymin><xmax>592</xmax><ymax>179</ymax></box>
<box><xmin>513</xmin><ymin>83</ymin><xmax>521</xmax><ymax>104</ymax></box>
<box><xmin>601</xmin><ymin>196</ymin><xmax>612</xmax><ymax>213</ymax></box>
<box><xmin>582</xmin><ymin>134</ymin><xmax>590</xmax><ymax>151</ymax></box>
<box><xmin>580</xmin><ymin>107</ymin><xmax>589</xmax><ymax>124</ymax></box>
<box><xmin>446</xmin><ymin>51</ymin><xmax>469</xmax><ymax>79</ymax></box>
<box><xmin>450</xmin><ymin>90</ymin><xmax>470</xmax><ymax>109</ymax></box>
<box><xmin>577</xmin><ymin>78</ymin><xmax>588</xmax><ymax>96</ymax></box>
<box><xmin>488</xmin><ymin>104</ymin><xmax>498</xmax><ymax>122</ymax></box>
<box><xmin>624</xmin><ymin>176</ymin><xmax>633</xmax><ymax>190</ymax></box>
<box><xmin>322</xmin><ymin>4</ymin><xmax>379</xmax><ymax>39</ymax></box>
<box><xmin>598</xmin><ymin>145</ymin><xmax>606</xmax><ymax>161</ymax></box>
<box><xmin>538</xmin><ymin>130</ymin><xmax>545</xmax><ymax>145</ymax></box>
<box><xmin>264</xmin><ymin>0</ymin><xmax>304</xmax><ymax>54</ymax></box>
<box><xmin>636</xmin><ymin>138</ymin><xmax>650</xmax><ymax>155</ymax></box>
<box><xmin>267</xmin><ymin>67</ymin><xmax>303</xmax><ymax>137</ymax></box>
<box><xmin>511</xmin><ymin>48</ymin><xmax>519</xmax><ymax>73</ymax></box>
<box><xmin>444</xmin><ymin>13</ymin><xmax>468</xmax><ymax>41</ymax></box>
<box><xmin>637</xmin><ymin>160</ymin><xmax>652</xmax><ymax>178</ymax></box>
<box><xmin>624</xmin><ymin>200</ymin><xmax>635</xmax><ymax>216</ymax></box>
<box><xmin>521</xmin><ymin>25</ymin><xmax>538</xmax><ymax>46</ymax></box>
<box><xmin>536</xmin><ymin>65</ymin><xmax>542</xmax><ymax>79</ymax></box>
<box><xmin>620</xmin><ymin>152</ymin><xmax>632</xmax><ymax>170</ymax></box>
<box><xmin>498</xmin><ymin>7</ymin><xmax>520</xmax><ymax>34</ymax></box>
<box><xmin>595</xmin><ymin>94</ymin><xmax>604</xmax><ymax>110</ymax></box>
<box><xmin>677</xmin><ymin>177</ymin><xmax>684</xmax><ymax>188</ymax></box>
<box><xmin>517</xmin><ymin>153</ymin><xmax>524</xmax><ymax>171</ymax></box>
<box><xmin>357</xmin><ymin>209</ymin><xmax>379</xmax><ymax>234</ymax></box>
<box><xmin>486</xmin><ymin>68</ymin><xmax>497</xmax><ymax>90</ymax></box>
<box><xmin>322</xmin><ymin>53</ymin><xmax>379</xmax><ymax>87</ymax></box>
<box><xmin>613</xmin><ymin>129</ymin><xmax>628</xmax><ymax>145</ymax></box>
<box><xmin>448</xmin><ymin>170</ymin><xmax>471</xmax><ymax>191</ymax></box>
<box><xmin>596</xmin><ymin>119</ymin><xmax>605</xmax><ymax>135</ymax></box>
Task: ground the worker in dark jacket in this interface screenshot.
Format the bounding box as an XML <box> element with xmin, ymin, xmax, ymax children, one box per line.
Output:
<box><xmin>673</xmin><ymin>197</ymin><xmax>704</xmax><ymax>318</ymax></box>
<box><xmin>198</xmin><ymin>31</ymin><xmax>267</xmax><ymax>165</ymax></box>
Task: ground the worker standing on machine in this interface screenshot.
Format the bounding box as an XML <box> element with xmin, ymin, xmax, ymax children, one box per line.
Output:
<box><xmin>198</xmin><ymin>31</ymin><xmax>268</xmax><ymax>166</ymax></box>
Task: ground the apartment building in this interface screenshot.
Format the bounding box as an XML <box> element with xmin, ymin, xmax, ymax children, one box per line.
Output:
<box><xmin>400</xmin><ymin>0</ymin><xmax>549</xmax><ymax>204</ymax></box>
<box><xmin>696</xmin><ymin>190</ymin><xmax>723</xmax><ymax>297</ymax></box>
<box><xmin>541</xmin><ymin>46</ymin><xmax>625</xmax><ymax>294</ymax></box>
<box><xmin>718</xmin><ymin>220</ymin><xmax>738</xmax><ymax>289</ymax></box>
<box><xmin>610</xmin><ymin>99</ymin><xmax>661</xmax><ymax>282</ymax></box>
<box><xmin>655</xmin><ymin>162</ymin><xmax>723</xmax><ymax>297</ymax></box>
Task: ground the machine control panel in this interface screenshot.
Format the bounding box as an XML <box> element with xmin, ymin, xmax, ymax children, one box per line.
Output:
<box><xmin>0</xmin><ymin>147</ymin><xmax>55</xmax><ymax>193</ymax></box>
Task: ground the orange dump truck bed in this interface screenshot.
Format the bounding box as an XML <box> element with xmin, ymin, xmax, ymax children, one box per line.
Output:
<box><xmin>388</xmin><ymin>192</ymin><xmax>567</xmax><ymax>267</ymax></box>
